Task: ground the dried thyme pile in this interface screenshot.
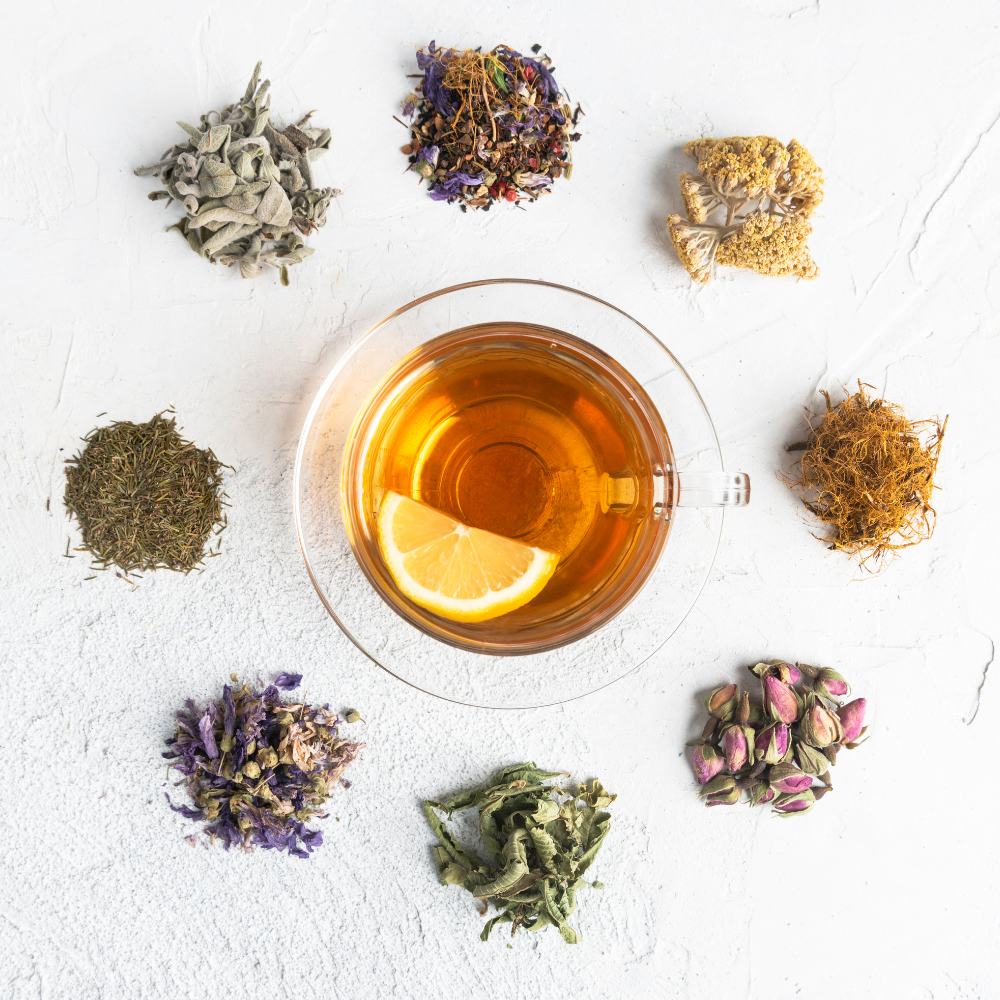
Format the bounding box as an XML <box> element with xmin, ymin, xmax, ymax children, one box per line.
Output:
<box><xmin>425</xmin><ymin>763</ymin><xmax>614</xmax><ymax>943</ymax></box>
<box><xmin>691</xmin><ymin>660</ymin><xmax>868</xmax><ymax>816</ymax></box>
<box><xmin>667</xmin><ymin>135</ymin><xmax>823</xmax><ymax>284</ymax></box>
<box><xmin>401</xmin><ymin>42</ymin><xmax>581</xmax><ymax>210</ymax></box>
<box><xmin>136</xmin><ymin>61</ymin><xmax>339</xmax><ymax>285</ymax></box>
<box><xmin>164</xmin><ymin>674</ymin><xmax>364</xmax><ymax>857</ymax></box>
<box><xmin>783</xmin><ymin>383</ymin><xmax>947</xmax><ymax>570</ymax></box>
<box><xmin>63</xmin><ymin>412</ymin><xmax>228</xmax><ymax>576</ymax></box>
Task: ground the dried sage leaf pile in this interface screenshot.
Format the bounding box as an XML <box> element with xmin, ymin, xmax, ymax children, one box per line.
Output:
<box><xmin>135</xmin><ymin>61</ymin><xmax>339</xmax><ymax>285</ymax></box>
<box><xmin>425</xmin><ymin>763</ymin><xmax>614</xmax><ymax>943</ymax></box>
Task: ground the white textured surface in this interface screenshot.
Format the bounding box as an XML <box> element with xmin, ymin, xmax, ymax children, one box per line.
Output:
<box><xmin>2</xmin><ymin>1</ymin><xmax>998</xmax><ymax>997</ymax></box>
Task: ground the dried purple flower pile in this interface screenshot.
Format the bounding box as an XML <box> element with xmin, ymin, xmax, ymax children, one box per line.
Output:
<box><xmin>164</xmin><ymin>674</ymin><xmax>363</xmax><ymax>856</ymax></box>
<box><xmin>690</xmin><ymin>660</ymin><xmax>868</xmax><ymax>817</ymax></box>
<box><xmin>400</xmin><ymin>41</ymin><xmax>581</xmax><ymax>210</ymax></box>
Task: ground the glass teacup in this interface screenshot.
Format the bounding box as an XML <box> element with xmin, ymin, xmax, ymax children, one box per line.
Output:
<box><xmin>295</xmin><ymin>280</ymin><xmax>748</xmax><ymax>708</ymax></box>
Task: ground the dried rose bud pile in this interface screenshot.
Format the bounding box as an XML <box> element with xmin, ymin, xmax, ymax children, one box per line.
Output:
<box><xmin>667</xmin><ymin>135</ymin><xmax>823</xmax><ymax>285</ymax></box>
<box><xmin>401</xmin><ymin>41</ymin><xmax>581</xmax><ymax>210</ymax></box>
<box><xmin>690</xmin><ymin>660</ymin><xmax>868</xmax><ymax>817</ymax></box>
<box><xmin>164</xmin><ymin>673</ymin><xmax>363</xmax><ymax>856</ymax></box>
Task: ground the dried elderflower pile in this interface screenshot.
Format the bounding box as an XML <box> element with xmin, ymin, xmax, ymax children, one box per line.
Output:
<box><xmin>690</xmin><ymin>661</ymin><xmax>868</xmax><ymax>816</ymax></box>
<box><xmin>136</xmin><ymin>61</ymin><xmax>339</xmax><ymax>285</ymax></box>
<box><xmin>667</xmin><ymin>136</ymin><xmax>823</xmax><ymax>285</ymax></box>
<box><xmin>64</xmin><ymin>412</ymin><xmax>228</xmax><ymax>577</ymax></box>
<box><xmin>401</xmin><ymin>42</ymin><xmax>581</xmax><ymax>210</ymax></box>
<box><xmin>425</xmin><ymin>763</ymin><xmax>613</xmax><ymax>943</ymax></box>
<box><xmin>783</xmin><ymin>383</ymin><xmax>947</xmax><ymax>570</ymax></box>
<box><xmin>164</xmin><ymin>674</ymin><xmax>363</xmax><ymax>856</ymax></box>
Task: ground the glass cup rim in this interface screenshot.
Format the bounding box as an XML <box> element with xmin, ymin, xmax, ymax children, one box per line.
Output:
<box><xmin>293</xmin><ymin>278</ymin><xmax>725</xmax><ymax>708</ymax></box>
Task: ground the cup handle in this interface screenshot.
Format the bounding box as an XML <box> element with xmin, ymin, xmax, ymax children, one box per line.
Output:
<box><xmin>676</xmin><ymin>472</ymin><xmax>750</xmax><ymax>507</ymax></box>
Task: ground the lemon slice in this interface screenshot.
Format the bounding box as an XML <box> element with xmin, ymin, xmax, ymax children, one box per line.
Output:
<box><xmin>376</xmin><ymin>491</ymin><xmax>558</xmax><ymax>623</ymax></box>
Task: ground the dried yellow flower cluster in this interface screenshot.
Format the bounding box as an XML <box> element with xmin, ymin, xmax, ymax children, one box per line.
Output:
<box><xmin>667</xmin><ymin>136</ymin><xmax>823</xmax><ymax>285</ymax></box>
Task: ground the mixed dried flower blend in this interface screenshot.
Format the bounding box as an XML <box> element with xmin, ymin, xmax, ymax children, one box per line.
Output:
<box><xmin>164</xmin><ymin>674</ymin><xmax>363</xmax><ymax>856</ymax></box>
<box><xmin>668</xmin><ymin>135</ymin><xmax>823</xmax><ymax>284</ymax></box>
<box><xmin>425</xmin><ymin>763</ymin><xmax>613</xmax><ymax>943</ymax></box>
<box><xmin>136</xmin><ymin>61</ymin><xmax>339</xmax><ymax>284</ymax></box>
<box><xmin>784</xmin><ymin>383</ymin><xmax>947</xmax><ymax>571</ymax></box>
<box><xmin>691</xmin><ymin>661</ymin><xmax>868</xmax><ymax>816</ymax></box>
<box><xmin>401</xmin><ymin>42</ymin><xmax>581</xmax><ymax>210</ymax></box>
<box><xmin>64</xmin><ymin>412</ymin><xmax>228</xmax><ymax>578</ymax></box>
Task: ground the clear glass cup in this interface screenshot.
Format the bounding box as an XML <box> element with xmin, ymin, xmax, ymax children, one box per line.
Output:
<box><xmin>294</xmin><ymin>280</ymin><xmax>748</xmax><ymax>708</ymax></box>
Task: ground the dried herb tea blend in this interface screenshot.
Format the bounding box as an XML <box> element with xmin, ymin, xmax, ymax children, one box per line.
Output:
<box><xmin>667</xmin><ymin>136</ymin><xmax>823</xmax><ymax>284</ymax></box>
<box><xmin>690</xmin><ymin>660</ymin><xmax>868</xmax><ymax>816</ymax></box>
<box><xmin>783</xmin><ymin>383</ymin><xmax>947</xmax><ymax>570</ymax></box>
<box><xmin>425</xmin><ymin>763</ymin><xmax>614</xmax><ymax>943</ymax></box>
<box><xmin>63</xmin><ymin>413</ymin><xmax>228</xmax><ymax>576</ymax></box>
<box><xmin>135</xmin><ymin>61</ymin><xmax>339</xmax><ymax>285</ymax></box>
<box><xmin>400</xmin><ymin>42</ymin><xmax>581</xmax><ymax>210</ymax></box>
<box><xmin>164</xmin><ymin>675</ymin><xmax>363</xmax><ymax>856</ymax></box>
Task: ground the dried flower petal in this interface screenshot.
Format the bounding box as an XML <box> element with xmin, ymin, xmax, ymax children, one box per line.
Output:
<box><xmin>274</xmin><ymin>672</ymin><xmax>303</xmax><ymax>690</ymax></box>
<box><xmin>164</xmin><ymin>678</ymin><xmax>363</xmax><ymax>856</ymax></box>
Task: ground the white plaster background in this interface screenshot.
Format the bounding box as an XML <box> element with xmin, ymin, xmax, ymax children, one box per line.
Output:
<box><xmin>1</xmin><ymin>1</ymin><xmax>998</xmax><ymax>997</ymax></box>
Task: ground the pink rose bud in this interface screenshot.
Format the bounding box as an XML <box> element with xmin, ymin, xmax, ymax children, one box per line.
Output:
<box><xmin>772</xmin><ymin>788</ymin><xmax>816</xmax><ymax>817</ymax></box>
<box><xmin>692</xmin><ymin>743</ymin><xmax>725</xmax><ymax>785</ymax></box>
<box><xmin>750</xmin><ymin>782</ymin><xmax>775</xmax><ymax>806</ymax></box>
<box><xmin>800</xmin><ymin>696</ymin><xmax>844</xmax><ymax>748</ymax></box>
<box><xmin>699</xmin><ymin>773</ymin><xmax>740</xmax><ymax>806</ymax></box>
<box><xmin>793</xmin><ymin>740</ymin><xmax>829</xmax><ymax>776</ymax></box>
<box><xmin>815</xmin><ymin>668</ymin><xmax>850</xmax><ymax>701</ymax></box>
<box><xmin>754</xmin><ymin>723</ymin><xmax>790</xmax><ymax>764</ymax></box>
<box><xmin>768</xmin><ymin>762</ymin><xmax>814</xmax><ymax>794</ymax></box>
<box><xmin>705</xmin><ymin>684</ymin><xmax>739</xmax><ymax>721</ymax></box>
<box><xmin>774</xmin><ymin>661</ymin><xmax>801</xmax><ymax>685</ymax></box>
<box><xmin>837</xmin><ymin>698</ymin><xmax>867</xmax><ymax>744</ymax></box>
<box><xmin>763</xmin><ymin>675</ymin><xmax>801</xmax><ymax>724</ymax></box>
<box><xmin>722</xmin><ymin>725</ymin><xmax>750</xmax><ymax>772</ymax></box>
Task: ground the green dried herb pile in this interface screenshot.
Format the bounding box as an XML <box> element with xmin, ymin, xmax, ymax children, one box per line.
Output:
<box><xmin>64</xmin><ymin>412</ymin><xmax>228</xmax><ymax>575</ymax></box>
<box><xmin>425</xmin><ymin>763</ymin><xmax>614</xmax><ymax>943</ymax></box>
<box><xmin>783</xmin><ymin>383</ymin><xmax>947</xmax><ymax>570</ymax></box>
<box><xmin>135</xmin><ymin>61</ymin><xmax>339</xmax><ymax>285</ymax></box>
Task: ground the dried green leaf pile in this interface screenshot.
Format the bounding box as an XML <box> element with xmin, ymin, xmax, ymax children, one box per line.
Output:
<box><xmin>424</xmin><ymin>763</ymin><xmax>614</xmax><ymax>944</ymax></box>
<box><xmin>64</xmin><ymin>412</ymin><xmax>228</xmax><ymax>575</ymax></box>
<box><xmin>135</xmin><ymin>61</ymin><xmax>339</xmax><ymax>285</ymax></box>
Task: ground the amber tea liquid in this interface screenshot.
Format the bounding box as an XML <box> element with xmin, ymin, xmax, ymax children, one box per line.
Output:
<box><xmin>342</xmin><ymin>325</ymin><xmax>673</xmax><ymax>652</ymax></box>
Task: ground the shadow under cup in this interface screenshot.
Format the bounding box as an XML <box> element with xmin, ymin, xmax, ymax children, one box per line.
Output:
<box><xmin>341</xmin><ymin>324</ymin><xmax>675</xmax><ymax>656</ymax></box>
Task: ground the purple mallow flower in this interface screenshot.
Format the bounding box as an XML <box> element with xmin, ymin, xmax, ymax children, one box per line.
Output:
<box><xmin>274</xmin><ymin>672</ymin><xmax>303</xmax><ymax>690</ymax></box>
<box><xmin>163</xmin><ymin>678</ymin><xmax>364</xmax><ymax>858</ymax></box>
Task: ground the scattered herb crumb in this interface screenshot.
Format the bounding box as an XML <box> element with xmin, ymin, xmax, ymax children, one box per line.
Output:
<box><xmin>425</xmin><ymin>763</ymin><xmax>614</xmax><ymax>943</ymax></box>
